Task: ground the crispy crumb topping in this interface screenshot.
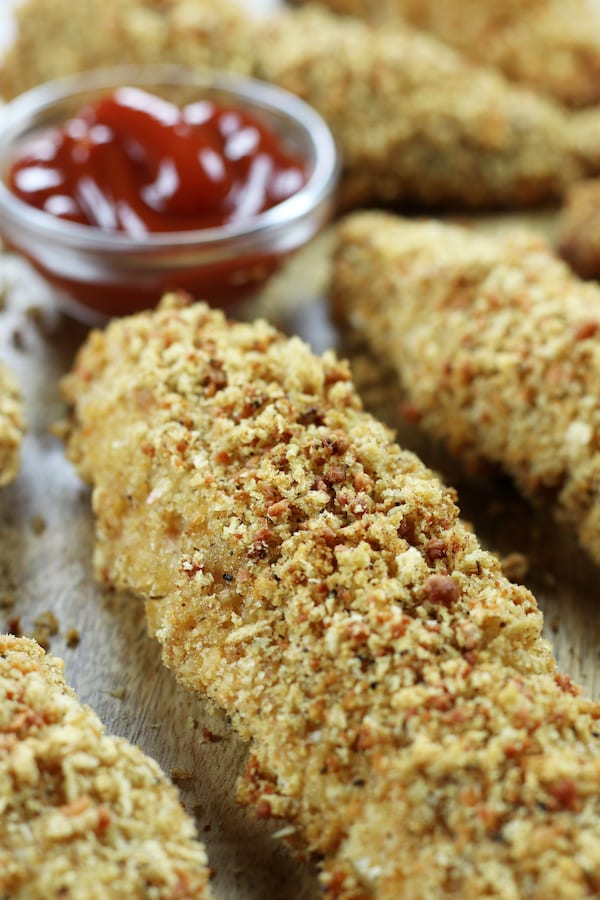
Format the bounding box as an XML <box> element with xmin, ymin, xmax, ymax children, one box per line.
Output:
<box><xmin>0</xmin><ymin>634</ymin><xmax>211</xmax><ymax>899</ymax></box>
<box><xmin>62</xmin><ymin>298</ymin><xmax>600</xmax><ymax>898</ymax></box>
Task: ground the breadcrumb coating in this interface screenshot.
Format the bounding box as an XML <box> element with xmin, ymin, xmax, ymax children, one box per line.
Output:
<box><xmin>290</xmin><ymin>0</ymin><xmax>600</xmax><ymax>110</ymax></box>
<box><xmin>3</xmin><ymin>0</ymin><xmax>600</xmax><ymax>209</ymax></box>
<box><xmin>558</xmin><ymin>178</ymin><xmax>600</xmax><ymax>280</ymax></box>
<box><xmin>0</xmin><ymin>634</ymin><xmax>211</xmax><ymax>899</ymax></box>
<box><xmin>332</xmin><ymin>211</ymin><xmax>600</xmax><ymax>567</ymax></box>
<box><xmin>0</xmin><ymin>362</ymin><xmax>23</xmax><ymax>488</ymax></box>
<box><xmin>62</xmin><ymin>296</ymin><xmax>600</xmax><ymax>898</ymax></box>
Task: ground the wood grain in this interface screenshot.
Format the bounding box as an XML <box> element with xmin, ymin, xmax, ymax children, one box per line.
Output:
<box><xmin>1</xmin><ymin>222</ymin><xmax>599</xmax><ymax>898</ymax></box>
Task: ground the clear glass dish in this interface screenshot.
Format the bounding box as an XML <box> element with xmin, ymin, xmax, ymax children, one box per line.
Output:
<box><xmin>0</xmin><ymin>65</ymin><xmax>339</xmax><ymax>320</ymax></box>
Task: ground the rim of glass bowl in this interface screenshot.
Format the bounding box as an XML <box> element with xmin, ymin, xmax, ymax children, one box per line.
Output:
<box><xmin>0</xmin><ymin>64</ymin><xmax>340</xmax><ymax>255</ymax></box>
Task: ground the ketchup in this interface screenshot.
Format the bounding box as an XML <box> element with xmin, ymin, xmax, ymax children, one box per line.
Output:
<box><xmin>7</xmin><ymin>87</ymin><xmax>307</xmax><ymax>234</ymax></box>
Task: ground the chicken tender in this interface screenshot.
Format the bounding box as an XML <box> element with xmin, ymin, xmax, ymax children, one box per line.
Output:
<box><xmin>332</xmin><ymin>211</ymin><xmax>600</xmax><ymax>567</ymax></box>
<box><xmin>62</xmin><ymin>296</ymin><xmax>600</xmax><ymax>898</ymax></box>
<box><xmin>3</xmin><ymin>0</ymin><xmax>600</xmax><ymax>209</ymax></box>
<box><xmin>0</xmin><ymin>362</ymin><xmax>23</xmax><ymax>487</ymax></box>
<box><xmin>0</xmin><ymin>634</ymin><xmax>211</xmax><ymax>899</ymax></box>
<box><xmin>290</xmin><ymin>0</ymin><xmax>600</xmax><ymax>110</ymax></box>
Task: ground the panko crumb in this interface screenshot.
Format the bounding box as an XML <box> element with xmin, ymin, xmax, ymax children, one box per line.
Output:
<box><xmin>0</xmin><ymin>634</ymin><xmax>211</xmax><ymax>899</ymax></box>
<box><xmin>333</xmin><ymin>212</ymin><xmax>600</xmax><ymax>567</ymax></box>
<box><xmin>0</xmin><ymin>362</ymin><xmax>24</xmax><ymax>488</ymax></box>
<box><xmin>62</xmin><ymin>299</ymin><xmax>600</xmax><ymax>898</ymax></box>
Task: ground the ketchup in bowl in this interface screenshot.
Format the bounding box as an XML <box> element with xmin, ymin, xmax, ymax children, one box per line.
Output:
<box><xmin>0</xmin><ymin>68</ymin><xmax>338</xmax><ymax>320</ymax></box>
<box><xmin>8</xmin><ymin>87</ymin><xmax>307</xmax><ymax>236</ymax></box>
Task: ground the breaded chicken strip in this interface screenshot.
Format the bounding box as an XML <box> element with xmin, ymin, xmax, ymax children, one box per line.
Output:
<box><xmin>0</xmin><ymin>362</ymin><xmax>23</xmax><ymax>487</ymax></box>
<box><xmin>558</xmin><ymin>178</ymin><xmax>600</xmax><ymax>280</ymax></box>
<box><xmin>0</xmin><ymin>634</ymin><xmax>211</xmax><ymax>899</ymax></box>
<box><xmin>290</xmin><ymin>0</ymin><xmax>600</xmax><ymax>110</ymax></box>
<box><xmin>0</xmin><ymin>0</ymin><xmax>255</xmax><ymax>100</ymax></box>
<box><xmin>332</xmin><ymin>211</ymin><xmax>600</xmax><ymax>567</ymax></box>
<box><xmin>62</xmin><ymin>296</ymin><xmax>600</xmax><ymax>898</ymax></box>
<box><xmin>3</xmin><ymin>0</ymin><xmax>600</xmax><ymax>210</ymax></box>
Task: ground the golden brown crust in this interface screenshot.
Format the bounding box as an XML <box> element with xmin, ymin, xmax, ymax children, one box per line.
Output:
<box><xmin>558</xmin><ymin>178</ymin><xmax>600</xmax><ymax>280</ymax></box>
<box><xmin>0</xmin><ymin>634</ymin><xmax>211</xmax><ymax>899</ymax></box>
<box><xmin>290</xmin><ymin>0</ymin><xmax>600</xmax><ymax>109</ymax></box>
<box><xmin>332</xmin><ymin>211</ymin><xmax>600</xmax><ymax>566</ymax></box>
<box><xmin>62</xmin><ymin>297</ymin><xmax>600</xmax><ymax>897</ymax></box>
<box><xmin>0</xmin><ymin>361</ymin><xmax>23</xmax><ymax>487</ymax></box>
<box><xmin>3</xmin><ymin>0</ymin><xmax>600</xmax><ymax>209</ymax></box>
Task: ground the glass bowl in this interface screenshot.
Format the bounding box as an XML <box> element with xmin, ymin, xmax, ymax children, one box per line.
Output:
<box><xmin>0</xmin><ymin>65</ymin><xmax>339</xmax><ymax>320</ymax></box>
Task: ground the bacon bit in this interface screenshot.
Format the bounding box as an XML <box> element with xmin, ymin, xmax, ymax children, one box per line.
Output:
<box><xmin>141</xmin><ymin>443</ymin><xmax>155</xmax><ymax>457</ymax></box>
<box><xmin>214</xmin><ymin>450</ymin><xmax>232</xmax><ymax>465</ymax></box>
<box><xmin>449</xmin><ymin>709</ymin><xmax>470</xmax><ymax>725</ymax></box>
<box><xmin>548</xmin><ymin>778</ymin><xmax>578</xmax><ymax>811</ymax></box>
<box><xmin>324</xmin><ymin>465</ymin><xmax>346</xmax><ymax>485</ymax></box>
<box><xmin>425</xmin><ymin>538</ymin><xmax>447</xmax><ymax>563</ymax></box>
<box><xmin>573</xmin><ymin>320</ymin><xmax>599</xmax><ymax>341</ymax></box>
<box><xmin>426</xmin><ymin>691</ymin><xmax>452</xmax><ymax>711</ymax></box>
<box><xmin>554</xmin><ymin>671</ymin><xmax>581</xmax><ymax>696</ymax></box>
<box><xmin>3</xmin><ymin>709</ymin><xmax>40</xmax><ymax>734</ymax></box>
<box><xmin>248</xmin><ymin>524</ymin><xmax>275</xmax><ymax>560</ymax></box>
<box><xmin>477</xmin><ymin>805</ymin><xmax>499</xmax><ymax>831</ymax></box>
<box><xmin>95</xmin><ymin>805</ymin><xmax>112</xmax><ymax>835</ymax></box>
<box><xmin>400</xmin><ymin>400</ymin><xmax>422</xmax><ymax>424</ymax></box>
<box><xmin>325</xmin><ymin>431</ymin><xmax>350</xmax><ymax>455</ymax></box>
<box><xmin>298</xmin><ymin>406</ymin><xmax>325</xmax><ymax>427</ymax></box>
<box><xmin>267</xmin><ymin>499</ymin><xmax>289</xmax><ymax>518</ymax></box>
<box><xmin>255</xmin><ymin>799</ymin><xmax>272</xmax><ymax>819</ymax></box>
<box><xmin>324</xmin><ymin>365</ymin><xmax>350</xmax><ymax>386</ymax></box>
<box><xmin>348</xmin><ymin>621</ymin><xmax>370</xmax><ymax>648</ymax></box>
<box><xmin>504</xmin><ymin>741</ymin><xmax>528</xmax><ymax>759</ymax></box>
<box><xmin>423</xmin><ymin>574</ymin><xmax>458</xmax><ymax>607</ymax></box>
<box><xmin>353</xmin><ymin>471</ymin><xmax>373</xmax><ymax>492</ymax></box>
<box><xmin>389</xmin><ymin>619</ymin><xmax>408</xmax><ymax>639</ymax></box>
